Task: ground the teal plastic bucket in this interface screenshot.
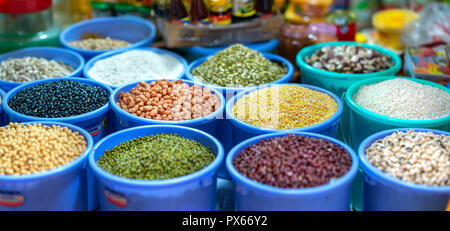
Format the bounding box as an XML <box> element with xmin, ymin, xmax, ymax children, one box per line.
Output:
<box><xmin>359</xmin><ymin>128</ymin><xmax>450</xmax><ymax>211</ymax></box>
<box><xmin>296</xmin><ymin>41</ymin><xmax>402</xmax><ymax>97</ymax></box>
<box><xmin>0</xmin><ymin>121</ymin><xmax>93</xmax><ymax>211</ymax></box>
<box><xmin>180</xmin><ymin>40</ymin><xmax>279</xmax><ymax>62</ymax></box>
<box><xmin>226</xmin><ymin>132</ymin><xmax>358</xmax><ymax>211</ymax></box>
<box><xmin>3</xmin><ymin>77</ymin><xmax>113</xmax><ymax>143</ymax></box>
<box><xmin>225</xmin><ymin>83</ymin><xmax>343</xmax><ymax>147</ymax></box>
<box><xmin>88</xmin><ymin>125</ymin><xmax>224</xmax><ymax>211</ymax></box>
<box><xmin>343</xmin><ymin>76</ymin><xmax>450</xmax><ymax>211</ymax></box>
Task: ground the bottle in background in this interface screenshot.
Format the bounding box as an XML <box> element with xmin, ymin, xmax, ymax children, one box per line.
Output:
<box><xmin>255</xmin><ymin>0</ymin><xmax>273</xmax><ymax>18</ymax></box>
<box><xmin>190</xmin><ymin>0</ymin><xmax>209</xmax><ymax>24</ymax></box>
<box><xmin>273</xmin><ymin>0</ymin><xmax>286</xmax><ymax>13</ymax></box>
<box><xmin>168</xmin><ymin>0</ymin><xmax>189</xmax><ymax>24</ymax></box>
<box><xmin>209</xmin><ymin>0</ymin><xmax>232</xmax><ymax>24</ymax></box>
<box><xmin>232</xmin><ymin>0</ymin><xmax>256</xmax><ymax>23</ymax></box>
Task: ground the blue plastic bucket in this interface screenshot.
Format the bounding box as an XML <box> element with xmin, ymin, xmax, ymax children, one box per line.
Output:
<box><xmin>0</xmin><ymin>121</ymin><xmax>93</xmax><ymax>211</ymax></box>
<box><xmin>84</xmin><ymin>47</ymin><xmax>188</xmax><ymax>89</ymax></box>
<box><xmin>343</xmin><ymin>76</ymin><xmax>450</xmax><ymax>211</ymax></box>
<box><xmin>89</xmin><ymin>125</ymin><xmax>224</xmax><ymax>211</ymax></box>
<box><xmin>3</xmin><ymin>77</ymin><xmax>113</xmax><ymax>143</ymax></box>
<box><xmin>0</xmin><ymin>47</ymin><xmax>85</xmax><ymax>92</ymax></box>
<box><xmin>180</xmin><ymin>40</ymin><xmax>280</xmax><ymax>62</ymax></box>
<box><xmin>296</xmin><ymin>41</ymin><xmax>402</xmax><ymax>97</ymax></box>
<box><xmin>226</xmin><ymin>83</ymin><xmax>343</xmax><ymax>147</ymax></box>
<box><xmin>110</xmin><ymin>79</ymin><xmax>224</xmax><ymax>137</ymax></box>
<box><xmin>186</xmin><ymin>52</ymin><xmax>294</xmax><ymax>162</ymax></box>
<box><xmin>226</xmin><ymin>132</ymin><xmax>358</xmax><ymax>211</ymax></box>
<box><xmin>60</xmin><ymin>16</ymin><xmax>156</xmax><ymax>60</ymax></box>
<box><xmin>0</xmin><ymin>88</ymin><xmax>5</xmax><ymax>126</ymax></box>
<box><xmin>359</xmin><ymin>128</ymin><xmax>450</xmax><ymax>211</ymax></box>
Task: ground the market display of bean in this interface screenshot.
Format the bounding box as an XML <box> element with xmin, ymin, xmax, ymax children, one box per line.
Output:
<box><xmin>87</xmin><ymin>49</ymin><xmax>185</xmax><ymax>87</ymax></box>
<box><xmin>8</xmin><ymin>80</ymin><xmax>109</xmax><ymax>118</ymax></box>
<box><xmin>68</xmin><ymin>37</ymin><xmax>131</xmax><ymax>50</ymax></box>
<box><xmin>117</xmin><ymin>80</ymin><xmax>221</xmax><ymax>121</ymax></box>
<box><xmin>365</xmin><ymin>130</ymin><xmax>449</xmax><ymax>186</ymax></box>
<box><xmin>232</xmin><ymin>85</ymin><xmax>338</xmax><ymax>129</ymax></box>
<box><xmin>191</xmin><ymin>44</ymin><xmax>287</xmax><ymax>87</ymax></box>
<box><xmin>0</xmin><ymin>57</ymin><xmax>74</xmax><ymax>83</ymax></box>
<box><xmin>304</xmin><ymin>45</ymin><xmax>394</xmax><ymax>73</ymax></box>
<box><xmin>353</xmin><ymin>79</ymin><xmax>450</xmax><ymax>120</ymax></box>
<box><xmin>233</xmin><ymin>134</ymin><xmax>353</xmax><ymax>188</ymax></box>
<box><xmin>96</xmin><ymin>133</ymin><xmax>216</xmax><ymax>180</ymax></box>
<box><xmin>0</xmin><ymin>123</ymin><xmax>87</xmax><ymax>175</ymax></box>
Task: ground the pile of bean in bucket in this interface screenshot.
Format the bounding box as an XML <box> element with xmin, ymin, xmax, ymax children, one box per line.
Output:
<box><xmin>232</xmin><ymin>85</ymin><xmax>338</xmax><ymax>129</ymax></box>
<box><xmin>0</xmin><ymin>123</ymin><xmax>87</xmax><ymax>175</ymax></box>
<box><xmin>233</xmin><ymin>134</ymin><xmax>352</xmax><ymax>188</ymax></box>
<box><xmin>353</xmin><ymin>79</ymin><xmax>450</xmax><ymax>120</ymax></box>
<box><xmin>96</xmin><ymin>134</ymin><xmax>215</xmax><ymax>180</ymax></box>
<box><xmin>304</xmin><ymin>45</ymin><xmax>393</xmax><ymax>73</ymax></box>
<box><xmin>87</xmin><ymin>50</ymin><xmax>185</xmax><ymax>87</ymax></box>
<box><xmin>191</xmin><ymin>44</ymin><xmax>287</xmax><ymax>87</ymax></box>
<box><xmin>0</xmin><ymin>57</ymin><xmax>74</xmax><ymax>83</ymax></box>
<box><xmin>117</xmin><ymin>80</ymin><xmax>221</xmax><ymax>121</ymax></box>
<box><xmin>8</xmin><ymin>80</ymin><xmax>109</xmax><ymax>118</ymax></box>
<box><xmin>68</xmin><ymin>37</ymin><xmax>130</xmax><ymax>50</ymax></box>
<box><xmin>365</xmin><ymin>130</ymin><xmax>449</xmax><ymax>186</ymax></box>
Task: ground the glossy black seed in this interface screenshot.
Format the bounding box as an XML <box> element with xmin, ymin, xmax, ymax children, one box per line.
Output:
<box><xmin>9</xmin><ymin>80</ymin><xmax>109</xmax><ymax>118</ymax></box>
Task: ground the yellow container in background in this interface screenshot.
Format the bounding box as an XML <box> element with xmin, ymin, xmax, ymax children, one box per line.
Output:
<box><xmin>285</xmin><ymin>0</ymin><xmax>333</xmax><ymax>24</ymax></box>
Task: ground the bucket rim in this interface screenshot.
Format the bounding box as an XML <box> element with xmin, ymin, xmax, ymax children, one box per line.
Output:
<box><xmin>83</xmin><ymin>47</ymin><xmax>188</xmax><ymax>89</ymax></box>
<box><xmin>358</xmin><ymin>128</ymin><xmax>450</xmax><ymax>192</ymax></box>
<box><xmin>0</xmin><ymin>121</ymin><xmax>93</xmax><ymax>181</ymax></box>
<box><xmin>186</xmin><ymin>52</ymin><xmax>294</xmax><ymax>92</ymax></box>
<box><xmin>89</xmin><ymin>125</ymin><xmax>224</xmax><ymax>187</ymax></box>
<box><xmin>59</xmin><ymin>16</ymin><xmax>156</xmax><ymax>57</ymax></box>
<box><xmin>3</xmin><ymin>77</ymin><xmax>113</xmax><ymax>123</ymax></box>
<box><xmin>225</xmin><ymin>83</ymin><xmax>343</xmax><ymax>134</ymax></box>
<box><xmin>296</xmin><ymin>41</ymin><xmax>402</xmax><ymax>79</ymax></box>
<box><xmin>345</xmin><ymin>76</ymin><xmax>450</xmax><ymax>126</ymax></box>
<box><xmin>110</xmin><ymin>79</ymin><xmax>225</xmax><ymax>126</ymax></box>
<box><xmin>226</xmin><ymin>131</ymin><xmax>359</xmax><ymax>195</ymax></box>
<box><xmin>0</xmin><ymin>47</ymin><xmax>85</xmax><ymax>88</ymax></box>
<box><xmin>184</xmin><ymin>39</ymin><xmax>280</xmax><ymax>55</ymax></box>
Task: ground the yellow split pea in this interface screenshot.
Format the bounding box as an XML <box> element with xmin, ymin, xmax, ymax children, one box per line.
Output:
<box><xmin>232</xmin><ymin>85</ymin><xmax>338</xmax><ymax>129</ymax></box>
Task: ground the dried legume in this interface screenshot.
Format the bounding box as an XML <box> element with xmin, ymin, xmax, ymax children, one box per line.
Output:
<box><xmin>0</xmin><ymin>57</ymin><xmax>74</xmax><ymax>83</ymax></box>
<box><xmin>304</xmin><ymin>45</ymin><xmax>393</xmax><ymax>73</ymax></box>
<box><xmin>233</xmin><ymin>134</ymin><xmax>352</xmax><ymax>189</ymax></box>
<box><xmin>366</xmin><ymin>130</ymin><xmax>449</xmax><ymax>186</ymax></box>
<box><xmin>191</xmin><ymin>44</ymin><xmax>287</xmax><ymax>87</ymax></box>
<box><xmin>97</xmin><ymin>134</ymin><xmax>215</xmax><ymax>180</ymax></box>
<box><xmin>353</xmin><ymin>78</ymin><xmax>450</xmax><ymax>120</ymax></box>
<box><xmin>9</xmin><ymin>80</ymin><xmax>109</xmax><ymax>118</ymax></box>
<box><xmin>232</xmin><ymin>85</ymin><xmax>338</xmax><ymax>129</ymax></box>
<box><xmin>68</xmin><ymin>37</ymin><xmax>131</xmax><ymax>50</ymax></box>
<box><xmin>87</xmin><ymin>50</ymin><xmax>185</xmax><ymax>87</ymax></box>
<box><xmin>117</xmin><ymin>80</ymin><xmax>221</xmax><ymax>121</ymax></box>
<box><xmin>0</xmin><ymin>123</ymin><xmax>87</xmax><ymax>175</ymax></box>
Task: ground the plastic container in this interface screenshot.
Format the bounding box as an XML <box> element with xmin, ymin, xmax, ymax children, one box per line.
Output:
<box><xmin>60</xmin><ymin>16</ymin><xmax>156</xmax><ymax>60</ymax></box>
<box><xmin>110</xmin><ymin>79</ymin><xmax>225</xmax><ymax>139</ymax></box>
<box><xmin>359</xmin><ymin>128</ymin><xmax>450</xmax><ymax>211</ymax></box>
<box><xmin>226</xmin><ymin>83</ymin><xmax>343</xmax><ymax>147</ymax></box>
<box><xmin>0</xmin><ymin>121</ymin><xmax>93</xmax><ymax>211</ymax></box>
<box><xmin>296</xmin><ymin>41</ymin><xmax>402</xmax><ymax>97</ymax></box>
<box><xmin>3</xmin><ymin>77</ymin><xmax>113</xmax><ymax>143</ymax></box>
<box><xmin>226</xmin><ymin>132</ymin><xmax>358</xmax><ymax>211</ymax></box>
<box><xmin>89</xmin><ymin>125</ymin><xmax>224</xmax><ymax>211</ymax></box>
<box><xmin>180</xmin><ymin>40</ymin><xmax>280</xmax><ymax>62</ymax></box>
<box><xmin>83</xmin><ymin>47</ymin><xmax>188</xmax><ymax>90</ymax></box>
<box><xmin>343</xmin><ymin>76</ymin><xmax>450</xmax><ymax>211</ymax></box>
<box><xmin>0</xmin><ymin>88</ymin><xmax>5</xmax><ymax>126</ymax></box>
<box><xmin>0</xmin><ymin>47</ymin><xmax>85</xmax><ymax>93</ymax></box>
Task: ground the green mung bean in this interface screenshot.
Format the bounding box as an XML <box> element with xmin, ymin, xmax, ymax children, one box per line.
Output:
<box><xmin>96</xmin><ymin>134</ymin><xmax>215</xmax><ymax>180</ymax></box>
<box><xmin>191</xmin><ymin>44</ymin><xmax>287</xmax><ymax>87</ymax></box>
